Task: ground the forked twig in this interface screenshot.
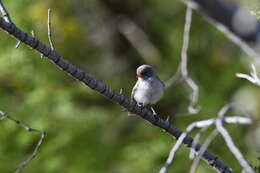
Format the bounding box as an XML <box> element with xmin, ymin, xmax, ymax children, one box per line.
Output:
<box><xmin>189</xmin><ymin>129</ymin><xmax>219</xmax><ymax>173</ymax></box>
<box><xmin>189</xmin><ymin>126</ymin><xmax>209</xmax><ymax>159</ymax></box>
<box><xmin>216</xmin><ymin>105</ymin><xmax>255</xmax><ymax>173</ymax></box>
<box><xmin>236</xmin><ymin>64</ymin><xmax>260</xmax><ymax>86</ymax></box>
<box><xmin>165</xmin><ymin>6</ymin><xmax>200</xmax><ymax>114</ymax></box>
<box><xmin>159</xmin><ymin>104</ymin><xmax>252</xmax><ymax>173</ymax></box>
<box><xmin>0</xmin><ymin>111</ymin><xmax>46</xmax><ymax>173</ymax></box>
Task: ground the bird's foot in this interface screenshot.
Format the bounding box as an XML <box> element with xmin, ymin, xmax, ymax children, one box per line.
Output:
<box><xmin>137</xmin><ymin>102</ymin><xmax>145</xmax><ymax>108</ymax></box>
<box><xmin>150</xmin><ymin>107</ymin><xmax>157</xmax><ymax>115</ymax></box>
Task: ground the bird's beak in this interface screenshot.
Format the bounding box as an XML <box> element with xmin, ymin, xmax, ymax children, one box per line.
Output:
<box><xmin>136</xmin><ymin>74</ymin><xmax>144</xmax><ymax>78</ymax></box>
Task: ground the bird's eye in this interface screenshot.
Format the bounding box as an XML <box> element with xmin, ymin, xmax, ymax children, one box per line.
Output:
<box><xmin>141</xmin><ymin>71</ymin><xmax>148</xmax><ymax>76</ymax></box>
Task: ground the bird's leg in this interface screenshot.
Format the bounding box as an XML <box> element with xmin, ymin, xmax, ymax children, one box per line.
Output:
<box><xmin>137</xmin><ymin>102</ymin><xmax>145</xmax><ymax>108</ymax></box>
<box><xmin>150</xmin><ymin>107</ymin><xmax>156</xmax><ymax>115</ymax></box>
<box><xmin>150</xmin><ymin>107</ymin><xmax>171</xmax><ymax>122</ymax></box>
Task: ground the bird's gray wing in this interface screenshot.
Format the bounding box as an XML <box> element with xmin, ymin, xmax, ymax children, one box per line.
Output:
<box><xmin>155</xmin><ymin>76</ymin><xmax>165</xmax><ymax>88</ymax></box>
<box><xmin>160</xmin><ymin>79</ymin><xmax>165</xmax><ymax>88</ymax></box>
<box><xmin>131</xmin><ymin>82</ymin><xmax>139</xmax><ymax>100</ymax></box>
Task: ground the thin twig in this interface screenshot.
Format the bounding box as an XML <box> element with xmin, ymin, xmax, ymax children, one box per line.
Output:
<box><xmin>216</xmin><ymin>105</ymin><xmax>255</xmax><ymax>173</ymax></box>
<box><xmin>190</xmin><ymin>129</ymin><xmax>219</xmax><ymax>173</ymax></box>
<box><xmin>236</xmin><ymin>64</ymin><xmax>260</xmax><ymax>86</ymax></box>
<box><xmin>181</xmin><ymin>6</ymin><xmax>200</xmax><ymax>114</ymax></box>
<box><xmin>159</xmin><ymin>113</ymin><xmax>252</xmax><ymax>173</ymax></box>
<box><xmin>31</xmin><ymin>30</ymin><xmax>35</xmax><ymax>37</ymax></box>
<box><xmin>165</xmin><ymin>6</ymin><xmax>200</xmax><ymax>114</ymax></box>
<box><xmin>208</xmin><ymin>18</ymin><xmax>260</xmax><ymax>59</ymax></box>
<box><xmin>47</xmin><ymin>8</ymin><xmax>55</xmax><ymax>50</ymax></box>
<box><xmin>180</xmin><ymin>7</ymin><xmax>192</xmax><ymax>78</ymax></box>
<box><xmin>0</xmin><ymin>111</ymin><xmax>46</xmax><ymax>173</ymax></box>
<box><xmin>165</xmin><ymin>68</ymin><xmax>182</xmax><ymax>88</ymax></box>
<box><xmin>15</xmin><ymin>41</ymin><xmax>21</xmax><ymax>48</ymax></box>
<box><xmin>186</xmin><ymin>77</ymin><xmax>200</xmax><ymax>114</ymax></box>
<box><xmin>159</xmin><ymin>120</ymin><xmax>210</xmax><ymax>173</ymax></box>
<box><xmin>182</xmin><ymin>0</ymin><xmax>260</xmax><ymax>59</ymax></box>
<box><xmin>189</xmin><ymin>126</ymin><xmax>209</xmax><ymax>159</ymax></box>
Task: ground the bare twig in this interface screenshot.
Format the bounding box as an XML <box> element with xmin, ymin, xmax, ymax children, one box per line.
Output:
<box><xmin>165</xmin><ymin>69</ymin><xmax>182</xmax><ymax>88</ymax></box>
<box><xmin>159</xmin><ymin>120</ymin><xmax>202</xmax><ymax>173</ymax></box>
<box><xmin>216</xmin><ymin>105</ymin><xmax>255</xmax><ymax>173</ymax></box>
<box><xmin>180</xmin><ymin>7</ymin><xmax>192</xmax><ymax>78</ymax></box>
<box><xmin>236</xmin><ymin>64</ymin><xmax>260</xmax><ymax>86</ymax></box>
<box><xmin>0</xmin><ymin>111</ymin><xmax>45</xmax><ymax>173</ymax></box>
<box><xmin>165</xmin><ymin>6</ymin><xmax>200</xmax><ymax>114</ymax></box>
<box><xmin>41</xmin><ymin>8</ymin><xmax>56</xmax><ymax>58</ymax></box>
<box><xmin>159</xmin><ymin>118</ymin><xmax>213</xmax><ymax>173</ymax></box>
<box><xmin>159</xmin><ymin>110</ymin><xmax>252</xmax><ymax>173</ymax></box>
<box><xmin>182</xmin><ymin>0</ymin><xmax>260</xmax><ymax>58</ymax></box>
<box><xmin>31</xmin><ymin>30</ymin><xmax>35</xmax><ymax>37</ymax></box>
<box><xmin>47</xmin><ymin>8</ymin><xmax>55</xmax><ymax>50</ymax></box>
<box><xmin>206</xmin><ymin>17</ymin><xmax>260</xmax><ymax>59</ymax></box>
<box><xmin>189</xmin><ymin>126</ymin><xmax>209</xmax><ymax>159</ymax></box>
<box><xmin>190</xmin><ymin>129</ymin><xmax>219</xmax><ymax>173</ymax></box>
<box><xmin>15</xmin><ymin>41</ymin><xmax>21</xmax><ymax>48</ymax></box>
<box><xmin>181</xmin><ymin>6</ymin><xmax>200</xmax><ymax>114</ymax></box>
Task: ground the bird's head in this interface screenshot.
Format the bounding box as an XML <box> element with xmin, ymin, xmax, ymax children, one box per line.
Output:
<box><xmin>136</xmin><ymin>64</ymin><xmax>156</xmax><ymax>79</ymax></box>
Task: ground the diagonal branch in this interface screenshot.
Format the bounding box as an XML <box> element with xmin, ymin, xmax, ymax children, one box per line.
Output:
<box><xmin>182</xmin><ymin>0</ymin><xmax>260</xmax><ymax>58</ymax></box>
<box><xmin>0</xmin><ymin>17</ymin><xmax>232</xmax><ymax>173</ymax></box>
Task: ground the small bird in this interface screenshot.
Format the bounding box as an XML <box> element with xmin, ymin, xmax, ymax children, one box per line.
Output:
<box><xmin>131</xmin><ymin>64</ymin><xmax>164</xmax><ymax>107</ymax></box>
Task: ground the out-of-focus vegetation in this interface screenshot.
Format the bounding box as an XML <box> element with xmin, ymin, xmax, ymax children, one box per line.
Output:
<box><xmin>251</xmin><ymin>8</ymin><xmax>260</xmax><ymax>20</ymax></box>
<box><xmin>0</xmin><ymin>0</ymin><xmax>259</xmax><ymax>173</ymax></box>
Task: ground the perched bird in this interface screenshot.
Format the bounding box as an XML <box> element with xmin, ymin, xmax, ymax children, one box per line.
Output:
<box><xmin>131</xmin><ymin>64</ymin><xmax>164</xmax><ymax>107</ymax></box>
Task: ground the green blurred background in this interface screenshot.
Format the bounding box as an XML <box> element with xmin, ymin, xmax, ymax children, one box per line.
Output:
<box><xmin>0</xmin><ymin>0</ymin><xmax>259</xmax><ymax>172</ymax></box>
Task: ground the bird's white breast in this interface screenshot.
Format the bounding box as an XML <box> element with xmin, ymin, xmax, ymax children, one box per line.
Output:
<box><xmin>134</xmin><ymin>77</ymin><xmax>164</xmax><ymax>105</ymax></box>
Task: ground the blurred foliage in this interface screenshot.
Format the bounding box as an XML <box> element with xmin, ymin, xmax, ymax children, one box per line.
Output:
<box><xmin>251</xmin><ymin>9</ymin><xmax>260</xmax><ymax>20</ymax></box>
<box><xmin>0</xmin><ymin>0</ymin><xmax>259</xmax><ymax>173</ymax></box>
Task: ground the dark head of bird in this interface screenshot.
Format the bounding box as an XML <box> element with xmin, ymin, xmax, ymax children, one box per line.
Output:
<box><xmin>136</xmin><ymin>64</ymin><xmax>156</xmax><ymax>79</ymax></box>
